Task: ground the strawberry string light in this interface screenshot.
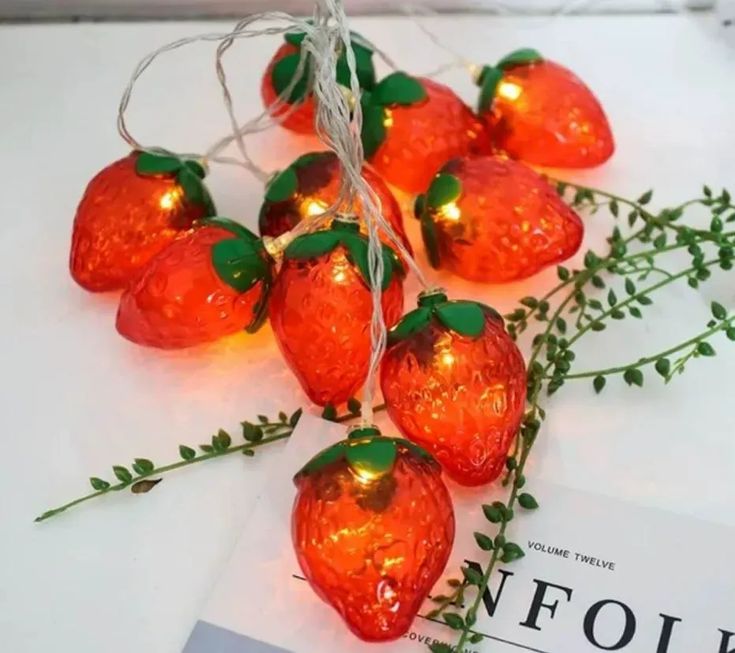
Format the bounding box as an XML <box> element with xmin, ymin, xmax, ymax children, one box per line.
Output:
<box><xmin>360</xmin><ymin>72</ymin><xmax>490</xmax><ymax>193</ymax></box>
<box><xmin>116</xmin><ymin>219</ymin><xmax>272</xmax><ymax>349</ymax></box>
<box><xmin>258</xmin><ymin>151</ymin><xmax>412</xmax><ymax>254</ymax></box>
<box><xmin>269</xmin><ymin>217</ymin><xmax>405</xmax><ymax>406</ymax></box>
<box><xmin>475</xmin><ymin>48</ymin><xmax>615</xmax><ymax>168</ymax></box>
<box><xmin>69</xmin><ymin>151</ymin><xmax>216</xmax><ymax>292</ymax></box>
<box><xmin>415</xmin><ymin>154</ymin><xmax>584</xmax><ymax>282</ymax></box>
<box><xmin>292</xmin><ymin>425</ymin><xmax>455</xmax><ymax>641</ymax></box>
<box><xmin>381</xmin><ymin>290</ymin><xmax>527</xmax><ymax>486</ymax></box>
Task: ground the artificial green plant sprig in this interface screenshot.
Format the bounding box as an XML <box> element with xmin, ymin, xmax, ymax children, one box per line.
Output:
<box><xmin>35</xmin><ymin>402</ymin><xmax>384</xmax><ymax>523</ymax></box>
<box><xmin>429</xmin><ymin>182</ymin><xmax>734</xmax><ymax>653</ymax></box>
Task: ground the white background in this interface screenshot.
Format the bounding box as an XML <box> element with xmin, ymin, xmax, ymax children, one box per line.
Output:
<box><xmin>0</xmin><ymin>1</ymin><xmax>713</xmax><ymax>21</ymax></box>
<box><xmin>1</xmin><ymin>10</ymin><xmax>735</xmax><ymax>653</ymax></box>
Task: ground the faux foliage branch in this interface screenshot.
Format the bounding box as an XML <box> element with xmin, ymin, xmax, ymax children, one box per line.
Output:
<box><xmin>35</xmin><ymin>402</ymin><xmax>380</xmax><ymax>523</ymax></box>
<box><xmin>429</xmin><ymin>182</ymin><xmax>734</xmax><ymax>653</ymax></box>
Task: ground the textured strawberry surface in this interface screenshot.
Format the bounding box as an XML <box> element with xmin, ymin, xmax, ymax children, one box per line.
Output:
<box><xmin>259</xmin><ymin>153</ymin><xmax>412</xmax><ymax>254</ymax></box>
<box><xmin>381</xmin><ymin>312</ymin><xmax>526</xmax><ymax>486</ymax></box>
<box><xmin>261</xmin><ymin>42</ymin><xmax>316</xmax><ymax>134</ymax></box>
<box><xmin>70</xmin><ymin>153</ymin><xmax>206</xmax><ymax>292</ymax></box>
<box><xmin>270</xmin><ymin>247</ymin><xmax>404</xmax><ymax>406</ymax></box>
<box><xmin>432</xmin><ymin>155</ymin><xmax>583</xmax><ymax>282</ymax></box>
<box><xmin>369</xmin><ymin>78</ymin><xmax>490</xmax><ymax>194</ymax></box>
<box><xmin>483</xmin><ymin>60</ymin><xmax>614</xmax><ymax>168</ymax></box>
<box><xmin>293</xmin><ymin>444</ymin><xmax>455</xmax><ymax>641</ymax></box>
<box><xmin>116</xmin><ymin>226</ymin><xmax>263</xmax><ymax>349</ymax></box>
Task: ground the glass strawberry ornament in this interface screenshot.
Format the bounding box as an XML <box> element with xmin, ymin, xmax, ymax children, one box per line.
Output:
<box><xmin>269</xmin><ymin>219</ymin><xmax>404</xmax><ymax>407</ymax></box>
<box><xmin>415</xmin><ymin>155</ymin><xmax>584</xmax><ymax>282</ymax></box>
<box><xmin>116</xmin><ymin>218</ymin><xmax>271</xmax><ymax>349</ymax></box>
<box><xmin>360</xmin><ymin>72</ymin><xmax>490</xmax><ymax>194</ymax></box>
<box><xmin>69</xmin><ymin>151</ymin><xmax>216</xmax><ymax>292</ymax></box>
<box><xmin>476</xmin><ymin>48</ymin><xmax>614</xmax><ymax>168</ymax></box>
<box><xmin>381</xmin><ymin>291</ymin><xmax>527</xmax><ymax>486</ymax></box>
<box><xmin>258</xmin><ymin>151</ymin><xmax>412</xmax><ymax>254</ymax></box>
<box><xmin>292</xmin><ymin>426</ymin><xmax>455</xmax><ymax>641</ymax></box>
<box><xmin>261</xmin><ymin>31</ymin><xmax>376</xmax><ymax>134</ymax></box>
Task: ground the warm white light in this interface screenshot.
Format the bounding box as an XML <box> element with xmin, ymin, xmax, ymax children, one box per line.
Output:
<box><xmin>159</xmin><ymin>189</ymin><xmax>181</xmax><ymax>210</ymax></box>
<box><xmin>439</xmin><ymin>201</ymin><xmax>461</xmax><ymax>221</ymax></box>
<box><xmin>304</xmin><ymin>199</ymin><xmax>328</xmax><ymax>217</ymax></box>
<box><xmin>498</xmin><ymin>81</ymin><xmax>522</xmax><ymax>102</ymax></box>
<box><xmin>383</xmin><ymin>109</ymin><xmax>394</xmax><ymax>128</ymax></box>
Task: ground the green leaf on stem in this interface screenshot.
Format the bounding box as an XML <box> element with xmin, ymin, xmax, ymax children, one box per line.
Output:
<box><xmin>474</xmin><ymin>532</ymin><xmax>494</xmax><ymax>551</ymax></box>
<box><xmin>655</xmin><ymin>358</ymin><xmax>671</xmax><ymax>377</ymax></box>
<box><xmin>179</xmin><ymin>445</ymin><xmax>196</xmax><ymax>461</ymax></box>
<box><xmin>113</xmin><ymin>466</ymin><xmax>133</xmax><ymax>484</ymax></box>
<box><xmin>90</xmin><ymin>477</ymin><xmax>110</xmax><ymax>491</ymax></box>
<box><xmin>623</xmin><ymin>368</ymin><xmax>644</xmax><ymax>387</ymax></box>
<box><xmin>712</xmin><ymin>302</ymin><xmax>727</xmax><ymax>320</ymax></box>
<box><xmin>461</xmin><ymin>566</ymin><xmax>483</xmax><ymax>586</ymax></box>
<box><xmin>443</xmin><ymin>613</ymin><xmax>465</xmax><ymax>630</ymax></box>
<box><xmin>518</xmin><ymin>493</ymin><xmax>539</xmax><ymax>510</ymax></box>
<box><xmin>697</xmin><ymin>342</ymin><xmax>716</xmax><ymax>356</ymax></box>
<box><xmin>593</xmin><ymin>375</ymin><xmax>606</xmax><ymax>394</ymax></box>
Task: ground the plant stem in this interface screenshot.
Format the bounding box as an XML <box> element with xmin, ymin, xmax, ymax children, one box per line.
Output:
<box><xmin>35</xmin><ymin>430</ymin><xmax>293</xmax><ymax>523</ymax></box>
<box><xmin>547</xmin><ymin>319</ymin><xmax>731</xmax><ymax>381</ymax></box>
<box><xmin>36</xmin><ymin>404</ymin><xmax>387</xmax><ymax>523</ymax></box>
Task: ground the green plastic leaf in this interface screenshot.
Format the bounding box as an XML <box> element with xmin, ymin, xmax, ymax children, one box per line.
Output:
<box><xmin>421</xmin><ymin>215</ymin><xmax>441</xmax><ymax>268</ymax></box>
<box><xmin>271</xmin><ymin>52</ymin><xmax>310</xmax><ymax>103</ymax></box>
<box><xmin>623</xmin><ymin>368</ymin><xmax>644</xmax><ymax>387</ymax></box>
<box><xmin>477</xmin><ymin>65</ymin><xmax>503</xmax><ymax>113</ymax></box>
<box><xmin>184</xmin><ymin>159</ymin><xmax>206</xmax><ymax>179</ymax></box>
<box><xmin>245</xmin><ymin>278</ymin><xmax>271</xmax><ymax>334</ymax></box>
<box><xmin>497</xmin><ymin>48</ymin><xmax>543</xmax><ymax>69</ymax></box>
<box><xmin>199</xmin><ymin>217</ymin><xmax>258</xmax><ymax>242</ymax></box>
<box><xmin>177</xmin><ymin>168</ymin><xmax>215</xmax><ymax>214</ymax></box>
<box><xmin>426</xmin><ymin>173</ymin><xmax>462</xmax><ymax>209</ymax></box>
<box><xmin>299</xmin><ymin>442</ymin><xmax>346</xmax><ymax>477</ymax></box>
<box><xmin>429</xmin><ymin>643</ymin><xmax>452</xmax><ymax>653</ymax></box>
<box><xmin>335</xmin><ymin>45</ymin><xmax>376</xmax><ymax>91</ymax></box>
<box><xmin>435</xmin><ymin>301</ymin><xmax>486</xmax><ymax>338</ymax></box>
<box><xmin>697</xmin><ymin>342</ymin><xmax>716</xmax><ymax>356</ymax></box>
<box><xmin>179</xmin><ymin>445</ymin><xmax>196</xmax><ymax>461</ymax></box>
<box><xmin>284</xmin><ymin>231</ymin><xmax>341</xmax><ymax>260</ymax></box>
<box><xmin>211</xmin><ymin>238</ymin><xmax>267</xmax><ymax>293</ymax></box>
<box><xmin>518</xmin><ymin>493</ymin><xmax>539</xmax><ymax>510</ymax></box>
<box><xmin>265</xmin><ymin>168</ymin><xmax>299</xmax><ymax>203</ymax></box>
<box><xmin>89</xmin><ymin>477</ymin><xmax>110</xmax><ymax>491</ymax></box>
<box><xmin>135</xmin><ymin>151</ymin><xmax>182</xmax><ymax>176</ymax></box>
<box><xmin>387</xmin><ymin>307</ymin><xmax>431</xmax><ymax>345</ymax></box>
<box><xmin>342</xmin><ymin>235</ymin><xmax>396</xmax><ymax>291</ymax></box>
<box><xmin>712</xmin><ymin>301</ymin><xmax>728</xmax><ymax>320</ymax></box>
<box><xmin>113</xmin><ymin>465</ymin><xmax>133</xmax><ymax>484</ymax></box>
<box><xmin>655</xmin><ymin>358</ymin><xmax>671</xmax><ymax>378</ymax></box>
<box><xmin>346</xmin><ymin>438</ymin><xmax>397</xmax><ymax>479</ymax></box>
<box><xmin>443</xmin><ymin>613</ymin><xmax>465</xmax><ymax>630</ymax></box>
<box><xmin>284</xmin><ymin>31</ymin><xmax>306</xmax><ymax>46</ymax></box>
<box><xmin>372</xmin><ymin>72</ymin><xmax>427</xmax><ymax>106</ymax></box>
<box><xmin>414</xmin><ymin>193</ymin><xmax>426</xmax><ymax>219</ymax></box>
<box><xmin>482</xmin><ymin>504</ymin><xmax>503</xmax><ymax>523</ymax></box>
<box><xmin>360</xmin><ymin>99</ymin><xmax>387</xmax><ymax>159</ymax></box>
<box><xmin>133</xmin><ymin>458</ymin><xmax>154</xmax><ymax>474</ymax></box>
<box><xmin>501</xmin><ymin>542</ymin><xmax>526</xmax><ymax>563</ymax></box>
<box><xmin>474</xmin><ymin>532</ymin><xmax>494</xmax><ymax>551</ymax></box>
<box><xmin>593</xmin><ymin>375</ymin><xmax>606</xmax><ymax>394</ymax></box>
<box><xmin>462</xmin><ymin>566</ymin><xmax>483</xmax><ymax>586</ymax></box>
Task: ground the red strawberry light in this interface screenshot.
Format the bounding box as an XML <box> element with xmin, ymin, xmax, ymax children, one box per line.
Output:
<box><xmin>70</xmin><ymin>152</ymin><xmax>216</xmax><ymax>292</ymax></box>
<box><xmin>415</xmin><ymin>155</ymin><xmax>583</xmax><ymax>283</ymax></box>
<box><xmin>292</xmin><ymin>426</ymin><xmax>455</xmax><ymax>641</ymax></box>
<box><xmin>258</xmin><ymin>151</ymin><xmax>412</xmax><ymax>254</ymax></box>
<box><xmin>476</xmin><ymin>48</ymin><xmax>614</xmax><ymax>168</ymax></box>
<box><xmin>381</xmin><ymin>292</ymin><xmax>527</xmax><ymax>486</ymax></box>
<box><xmin>116</xmin><ymin>219</ymin><xmax>271</xmax><ymax>349</ymax></box>
<box><xmin>269</xmin><ymin>219</ymin><xmax>404</xmax><ymax>407</ymax></box>
<box><xmin>360</xmin><ymin>72</ymin><xmax>490</xmax><ymax>194</ymax></box>
<box><xmin>261</xmin><ymin>31</ymin><xmax>376</xmax><ymax>135</ymax></box>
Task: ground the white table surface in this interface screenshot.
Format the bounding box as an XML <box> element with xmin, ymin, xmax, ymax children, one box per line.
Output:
<box><xmin>1</xmin><ymin>13</ymin><xmax>734</xmax><ymax>653</ymax></box>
